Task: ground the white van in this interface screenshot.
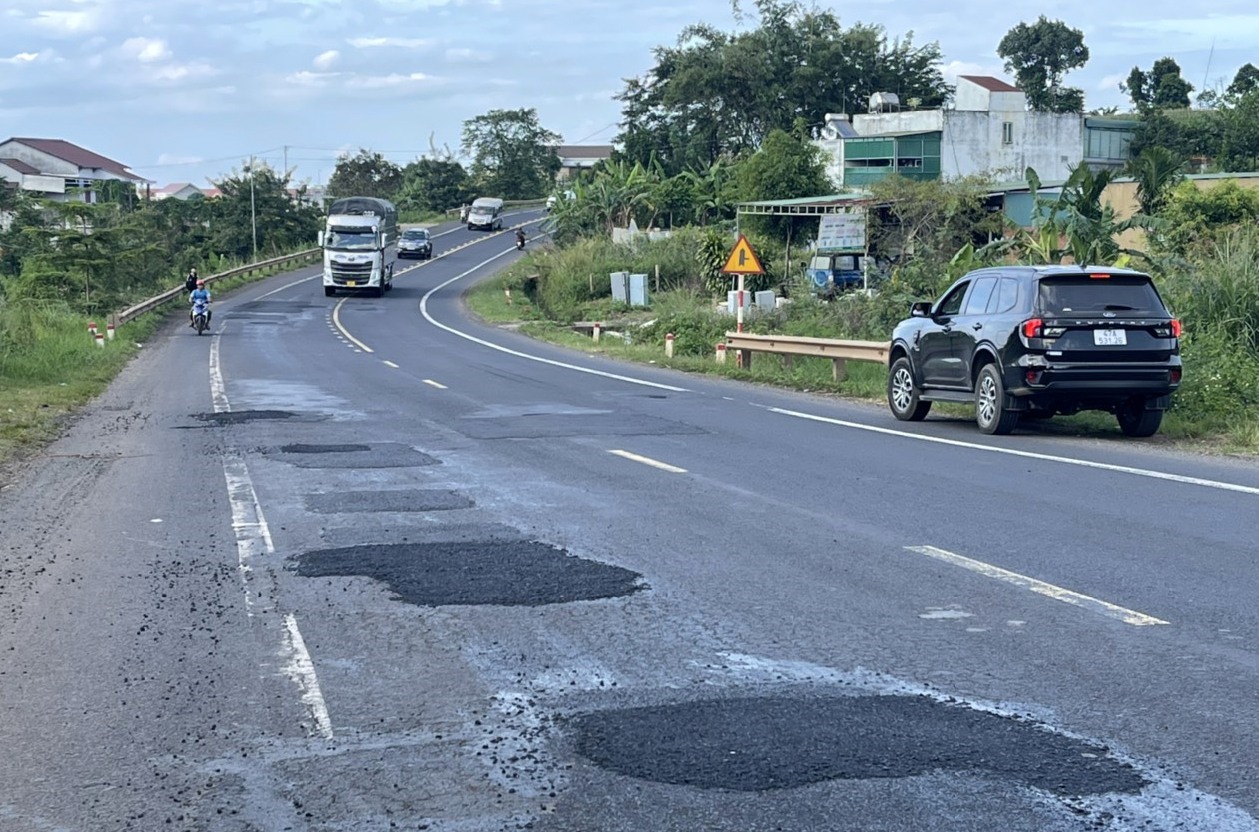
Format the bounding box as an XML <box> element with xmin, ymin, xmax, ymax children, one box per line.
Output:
<box><xmin>466</xmin><ymin>197</ymin><xmax>504</xmax><ymax>231</ymax></box>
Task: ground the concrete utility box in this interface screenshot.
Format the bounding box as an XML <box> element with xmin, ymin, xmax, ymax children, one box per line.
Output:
<box><xmin>755</xmin><ymin>290</ymin><xmax>776</xmax><ymax>311</ymax></box>
<box><xmin>726</xmin><ymin>290</ymin><xmax>752</xmax><ymax>315</ymax></box>
<box><xmin>610</xmin><ymin>271</ymin><xmax>629</xmax><ymax>303</ymax></box>
<box><xmin>629</xmin><ymin>273</ymin><xmax>649</xmax><ymax>306</ymax></box>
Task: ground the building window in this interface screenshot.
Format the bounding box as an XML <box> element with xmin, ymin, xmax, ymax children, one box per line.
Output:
<box><xmin>1002</xmin><ymin>122</ymin><xmax>1014</xmax><ymax>145</ymax></box>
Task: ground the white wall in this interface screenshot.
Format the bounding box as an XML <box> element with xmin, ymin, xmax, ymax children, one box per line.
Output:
<box><xmin>941</xmin><ymin>111</ymin><xmax>1080</xmax><ymax>182</ymax></box>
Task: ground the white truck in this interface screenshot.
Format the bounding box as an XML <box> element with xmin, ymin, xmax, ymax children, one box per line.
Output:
<box><xmin>319</xmin><ymin>196</ymin><xmax>398</xmax><ymax>297</ymax></box>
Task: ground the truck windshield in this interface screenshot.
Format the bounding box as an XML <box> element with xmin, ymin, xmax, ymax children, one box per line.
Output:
<box><xmin>325</xmin><ymin>229</ymin><xmax>377</xmax><ymax>250</ymax></box>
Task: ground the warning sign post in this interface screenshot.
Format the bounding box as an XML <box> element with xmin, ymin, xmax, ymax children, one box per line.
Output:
<box><xmin>722</xmin><ymin>234</ymin><xmax>764</xmax><ymax>333</ymax></box>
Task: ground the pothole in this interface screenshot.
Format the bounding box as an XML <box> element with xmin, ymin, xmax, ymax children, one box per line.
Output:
<box><xmin>192</xmin><ymin>410</ymin><xmax>296</xmax><ymax>424</ymax></box>
<box><xmin>290</xmin><ymin>541</ymin><xmax>644</xmax><ymax>606</ymax></box>
<box><xmin>281</xmin><ymin>443</ymin><xmax>370</xmax><ymax>454</ymax></box>
<box><xmin>305</xmin><ymin>489</ymin><xmax>474</xmax><ymax>513</ymax></box>
<box><xmin>572</xmin><ymin>694</ymin><xmax>1148</xmax><ymax>796</ymax></box>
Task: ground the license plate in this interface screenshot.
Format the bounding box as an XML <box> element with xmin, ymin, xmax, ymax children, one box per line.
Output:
<box><xmin>347</xmin><ymin>280</ymin><xmax>357</xmax><ymax>287</ymax></box>
<box><xmin>1094</xmin><ymin>328</ymin><xmax>1127</xmax><ymax>346</ymax></box>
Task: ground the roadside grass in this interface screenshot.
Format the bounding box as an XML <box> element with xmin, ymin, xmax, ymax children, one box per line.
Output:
<box><xmin>0</xmin><ymin>252</ymin><xmax>318</xmax><ymax>475</ymax></box>
<box><xmin>464</xmin><ymin>272</ymin><xmax>1259</xmax><ymax>457</ymax></box>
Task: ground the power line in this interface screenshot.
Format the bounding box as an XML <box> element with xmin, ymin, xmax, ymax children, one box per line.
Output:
<box><xmin>132</xmin><ymin>147</ymin><xmax>285</xmax><ymax>171</ymax></box>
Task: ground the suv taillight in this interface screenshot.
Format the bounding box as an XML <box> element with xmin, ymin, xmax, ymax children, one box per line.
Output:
<box><xmin>1021</xmin><ymin>318</ymin><xmax>1043</xmax><ymax>338</ymax></box>
<box><xmin>1154</xmin><ymin>319</ymin><xmax>1184</xmax><ymax>338</ymax></box>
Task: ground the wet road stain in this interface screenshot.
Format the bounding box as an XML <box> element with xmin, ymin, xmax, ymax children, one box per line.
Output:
<box><xmin>290</xmin><ymin>541</ymin><xmax>644</xmax><ymax>606</ymax></box>
<box><xmin>192</xmin><ymin>410</ymin><xmax>295</xmax><ymax>425</ymax></box>
<box><xmin>281</xmin><ymin>443</ymin><xmax>370</xmax><ymax>454</ymax></box>
<box><xmin>305</xmin><ymin>489</ymin><xmax>474</xmax><ymax>513</ymax></box>
<box><xmin>572</xmin><ymin>694</ymin><xmax>1148</xmax><ymax>796</ymax></box>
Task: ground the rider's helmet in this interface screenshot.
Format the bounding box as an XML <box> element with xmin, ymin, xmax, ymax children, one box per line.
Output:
<box><xmin>196</xmin><ymin>280</ymin><xmax>206</xmax><ymax>287</ymax></box>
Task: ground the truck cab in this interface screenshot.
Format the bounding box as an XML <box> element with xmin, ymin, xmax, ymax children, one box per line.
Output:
<box><xmin>807</xmin><ymin>252</ymin><xmax>870</xmax><ymax>295</ymax></box>
<box><xmin>320</xmin><ymin>197</ymin><xmax>397</xmax><ymax>298</ymax></box>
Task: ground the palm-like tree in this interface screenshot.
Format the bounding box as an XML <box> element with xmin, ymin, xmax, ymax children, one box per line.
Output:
<box><xmin>1124</xmin><ymin>147</ymin><xmax>1185</xmax><ymax>216</ymax></box>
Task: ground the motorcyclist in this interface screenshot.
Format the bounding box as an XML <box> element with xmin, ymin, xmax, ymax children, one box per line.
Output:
<box><xmin>189</xmin><ymin>279</ymin><xmax>211</xmax><ymax>327</ymax></box>
<box><xmin>515</xmin><ymin>228</ymin><xmax>526</xmax><ymax>249</ymax></box>
<box><xmin>183</xmin><ymin>267</ymin><xmax>199</xmax><ymax>293</ymax></box>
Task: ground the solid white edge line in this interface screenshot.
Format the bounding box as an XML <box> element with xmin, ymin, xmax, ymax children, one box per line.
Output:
<box><xmin>769</xmin><ymin>406</ymin><xmax>1259</xmax><ymax>496</ymax></box>
<box><xmin>905</xmin><ymin>545</ymin><xmax>1169</xmax><ymax>626</ymax></box>
<box><xmin>419</xmin><ymin>247</ymin><xmax>690</xmax><ymax>393</ymax></box>
<box><xmin>608</xmin><ymin>449</ymin><xmax>688</xmax><ymax>473</ymax></box>
<box><xmin>283</xmin><ymin>613</ymin><xmax>335</xmax><ymax>739</ymax></box>
<box><xmin>209</xmin><ymin>326</ymin><xmax>333</xmax><ymax>737</ymax></box>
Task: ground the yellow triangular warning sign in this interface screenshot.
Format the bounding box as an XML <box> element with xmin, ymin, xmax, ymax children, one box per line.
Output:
<box><xmin>722</xmin><ymin>234</ymin><xmax>765</xmax><ymax>275</ymax></box>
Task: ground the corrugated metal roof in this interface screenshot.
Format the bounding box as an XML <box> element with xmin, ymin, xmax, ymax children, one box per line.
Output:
<box><xmin>6</xmin><ymin>137</ymin><xmax>144</xmax><ymax>180</ymax></box>
<box><xmin>959</xmin><ymin>75</ymin><xmax>1021</xmax><ymax>93</ymax></box>
<box><xmin>0</xmin><ymin>157</ymin><xmax>40</xmax><ymax>175</ymax></box>
<box><xmin>844</xmin><ymin>130</ymin><xmax>943</xmax><ymax>139</ymax></box>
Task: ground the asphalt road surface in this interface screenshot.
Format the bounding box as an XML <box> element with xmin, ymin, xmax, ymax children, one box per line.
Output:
<box><xmin>3</xmin><ymin>209</ymin><xmax>1258</xmax><ymax>831</ymax></box>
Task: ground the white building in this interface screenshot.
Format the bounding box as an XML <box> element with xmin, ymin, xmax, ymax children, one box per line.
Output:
<box><xmin>815</xmin><ymin>76</ymin><xmax>1130</xmax><ymax>188</ymax></box>
<box><xmin>0</xmin><ymin>137</ymin><xmax>147</xmax><ymax>201</ymax></box>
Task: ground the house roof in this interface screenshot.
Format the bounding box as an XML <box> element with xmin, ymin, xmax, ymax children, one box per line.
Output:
<box><xmin>6</xmin><ymin>137</ymin><xmax>145</xmax><ymax>181</ymax></box>
<box><xmin>0</xmin><ymin>157</ymin><xmax>40</xmax><ymax>175</ymax></box>
<box><xmin>555</xmin><ymin>144</ymin><xmax>614</xmax><ymax>159</ymax></box>
<box><xmin>959</xmin><ymin>75</ymin><xmax>1021</xmax><ymax>93</ymax></box>
<box><xmin>154</xmin><ymin>182</ymin><xmax>194</xmax><ymax>194</ymax></box>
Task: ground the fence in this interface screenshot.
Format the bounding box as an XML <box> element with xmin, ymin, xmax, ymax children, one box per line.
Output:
<box><xmin>111</xmin><ymin>248</ymin><xmax>319</xmax><ymax>326</ymax></box>
<box><xmin>724</xmin><ymin>332</ymin><xmax>890</xmax><ymax>381</ymax></box>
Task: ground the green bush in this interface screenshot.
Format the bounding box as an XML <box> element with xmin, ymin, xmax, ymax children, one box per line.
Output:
<box><xmin>1172</xmin><ymin>326</ymin><xmax>1259</xmax><ymax>417</ymax></box>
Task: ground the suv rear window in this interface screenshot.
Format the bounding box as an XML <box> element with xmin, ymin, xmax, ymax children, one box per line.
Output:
<box><xmin>1037</xmin><ymin>276</ymin><xmax>1166</xmax><ymax>316</ymax></box>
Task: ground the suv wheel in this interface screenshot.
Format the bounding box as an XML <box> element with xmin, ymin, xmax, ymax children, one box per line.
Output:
<box><xmin>1116</xmin><ymin>397</ymin><xmax>1163</xmax><ymax>437</ymax></box>
<box><xmin>975</xmin><ymin>364</ymin><xmax>1020</xmax><ymax>435</ymax></box>
<box><xmin>888</xmin><ymin>357</ymin><xmax>931</xmax><ymax>421</ymax></box>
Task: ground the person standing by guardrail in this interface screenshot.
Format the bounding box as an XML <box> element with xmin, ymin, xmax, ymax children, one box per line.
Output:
<box><xmin>183</xmin><ymin>267</ymin><xmax>199</xmax><ymax>293</ymax></box>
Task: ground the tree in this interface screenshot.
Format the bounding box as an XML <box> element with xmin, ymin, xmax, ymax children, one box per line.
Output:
<box><xmin>460</xmin><ymin>108</ymin><xmax>561</xmax><ymax>200</ymax></box>
<box><xmin>1226</xmin><ymin>63</ymin><xmax>1259</xmax><ymax>103</ymax></box>
<box><xmin>736</xmin><ymin>128</ymin><xmax>832</xmax><ymax>238</ymax></box>
<box><xmin>397</xmin><ymin>158</ymin><xmax>472</xmax><ymax>214</ymax></box>
<box><xmin>1124</xmin><ymin>147</ymin><xmax>1185</xmax><ymax>216</ymax></box>
<box><xmin>1218</xmin><ymin>89</ymin><xmax>1259</xmax><ymax>172</ymax></box>
<box><xmin>614</xmin><ymin>0</ymin><xmax>950</xmax><ymax>174</ymax></box>
<box><xmin>210</xmin><ymin>163</ymin><xmax>322</xmax><ymax>260</ymax></box>
<box><xmin>1123</xmin><ymin>58</ymin><xmax>1193</xmax><ymax>110</ymax></box>
<box><xmin>326</xmin><ymin>149</ymin><xmax>404</xmax><ymax>200</ymax></box>
<box><xmin>1158</xmin><ymin>179</ymin><xmax>1259</xmax><ymax>252</ymax></box>
<box><xmin>997</xmin><ymin>16</ymin><xmax>1089</xmax><ymax>112</ymax></box>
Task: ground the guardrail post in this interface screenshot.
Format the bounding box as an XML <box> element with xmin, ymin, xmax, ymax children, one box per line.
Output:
<box><xmin>737</xmin><ymin>349</ymin><xmax>750</xmax><ymax>369</ymax></box>
<box><xmin>715</xmin><ymin>343</ymin><xmax>727</xmax><ymax>363</ymax></box>
<box><xmin>593</xmin><ymin>322</ymin><xmax>601</xmax><ymax>343</ymax></box>
<box><xmin>665</xmin><ymin>333</ymin><xmax>674</xmax><ymax>359</ymax></box>
<box><xmin>832</xmin><ymin>358</ymin><xmax>847</xmax><ymax>382</ymax></box>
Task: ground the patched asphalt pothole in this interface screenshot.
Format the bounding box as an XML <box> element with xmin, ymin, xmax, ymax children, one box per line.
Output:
<box><xmin>289</xmin><ymin>541</ymin><xmax>644</xmax><ymax>606</ymax></box>
<box><xmin>282</xmin><ymin>443</ymin><xmax>370</xmax><ymax>454</ymax></box>
<box><xmin>571</xmin><ymin>694</ymin><xmax>1148</xmax><ymax>796</ymax></box>
<box><xmin>262</xmin><ymin>442</ymin><xmax>439</xmax><ymax>468</ymax></box>
<box><xmin>305</xmin><ymin>489</ymin><xmax>474</xmax><ymax>513</ymax></box>
<box><xmin>191</xmin><ymin>410</ymin><xmax>296</xmax><ymax>425</ymax></box>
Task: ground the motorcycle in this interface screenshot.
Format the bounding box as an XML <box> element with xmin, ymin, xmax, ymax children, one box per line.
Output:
<box><xmin>191</xmin><ymin>301</ymin><xmax>210</xmax><ymax>335</ymax></box>
<box><xmin>515</xmin><ymin>232</ymin><xmax>526</xmax><ymax>251</ymax></box>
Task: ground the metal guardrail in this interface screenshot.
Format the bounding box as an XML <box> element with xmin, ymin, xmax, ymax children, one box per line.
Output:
<box><xmin>724</xmin><ymin>331</ymin><xmax>890</xmax><ymax>381</ymax></box>
<box><xmin>112</xmin><ymin>248</ymin><xmax>319</xmax><ymax>326</ymax></box>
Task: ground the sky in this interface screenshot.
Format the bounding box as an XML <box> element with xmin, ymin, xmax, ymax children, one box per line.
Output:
<box><xmin>2</xmin><ymin>0</ymin><xmax>1258</xmax><ymax>190</ymax></box>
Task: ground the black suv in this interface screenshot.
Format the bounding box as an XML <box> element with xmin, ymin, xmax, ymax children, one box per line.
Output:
<box><xmin>887</xmin><ymin>265</ymin><xmax>1183</xmax><ymax>436</ymax></box>
<box><xmin>398</xmin><ymin>228</ymin><xmax>432</xmax><ymax>259</ymax></box>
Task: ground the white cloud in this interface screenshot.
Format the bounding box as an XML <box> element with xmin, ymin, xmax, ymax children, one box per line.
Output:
<box><xmin>1097</xmin><ymin>73</ymin><xmax>1128</xmax><ymax>92</ymax></box>
<box><xmin>121</xmin><ymin>37</ymin><xmax>171</xmax><ymax>63</ymax></box>
<box><xmin>313</xmin><ymin>49</ymin><xmax>339</xmax><ymax>69</ymax></box>
<box><xmin>287</xmin><ymin>70</ymin><xmax>340</xmax><ymax>86</ymax></box>
<box><xmin>348</xmin><ymin>36</ymin><xmax>433</xmax><ymax>49</ymax></box>
<box><xmin>940</xmin><ymin>60</ymin><xmax>1008</xmax><ymax>85</ymax></box>
<box><xmin>150</xmin><ymin>62</ymin><xmax>218</xmax><ymax>82</ymax></box>
<box><xmin>1</xmin><ymin>52</ymin><xmax>41</xmax><ymax>64</ymax></box>
<box><xmin>359</xmin><ymin>71</ymin><xmax>432</xmax><ymax>87</ymax></box>
<box><xmin>445</xmin><ymin>47</ymin><xmax>491</xmax><ymax>62</ymax></box>
<box><xmin>29</xmin><ymin>7</ymin><xmax>103</xmax><ymax>35</ymax></box>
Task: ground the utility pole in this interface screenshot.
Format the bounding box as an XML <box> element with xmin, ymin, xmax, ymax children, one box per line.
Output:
<box><xmin>246</xmin><ymin>156</ymin><xmax>258</xmax><ymax>259</ymax></box>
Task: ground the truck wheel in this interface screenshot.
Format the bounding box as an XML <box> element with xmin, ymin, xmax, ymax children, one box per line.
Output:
<box><xmin>324</xmin><ymin>287</ymin><xmax>335</xmax><ymax>297</ymax></box>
